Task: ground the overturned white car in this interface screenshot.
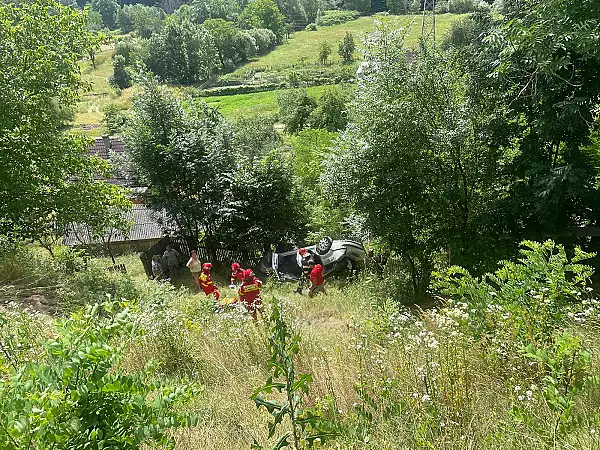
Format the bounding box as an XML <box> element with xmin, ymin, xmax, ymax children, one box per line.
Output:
<box><xmin>260</xmin><ymin>237</ymin><xmax>366</xmax><ymax>281</ymax></box>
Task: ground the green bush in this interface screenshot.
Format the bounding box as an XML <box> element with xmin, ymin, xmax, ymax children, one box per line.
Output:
<box><xmin>0</xmin><ymin>301</ymin><xmax>198</xmax><ymax>449</ymax></box>
<box><xmin>278</xmin><ymin>89</ymin><xmax>317</xmax><ymax>134</ymax></box>
<box><xmin>59</xmin><ymin>264</ymin><xmax>140</xmax><ymax>308</ymax></box>
<box><xmin>306</xmin><ymin>22</ymin><xmax>317</xmax><ymax>31</ymax></box>
<box><xmin>433</xmin><ymin>240</ymin><xmax>600</xmax><ymax>351</ymax></box>
<box><xmin>197</xmin><ymin>82</ymin><xmax>283</xmax><ymax>97</ymax></box>
<box><xmin>316</xmin><ymin>10</ymin><xmax>359</xmax><ymax>27</ymax></box>
<box><xmin>109</xmin><ymin>54</ymin><xmax>132</xmax><ymax>90</ymax></box>
<box><xmin>448</xmin><ymin>0</ymin><xmax>491</xmax><ymax>13</ymax></box>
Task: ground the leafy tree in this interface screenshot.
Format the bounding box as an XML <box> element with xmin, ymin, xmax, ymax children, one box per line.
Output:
<box><xmin>318</xmin><ymin>40</ymin><xmax>331</xmax><ymax>64</ymax></box>
<box><xmin>324</xmin><ymin>31</ymin><xmax>503</xmax><ymax>299</ymax></box>
<box><xmin>449</xmin><ymin>2</ymin><xmax>600</xmax><ymax>248</ymax></box>
<box><xmin>247</xmin><ymin>27</ymin><xmax>278</xmax><ymax>53</ymax></box>
<box><xmin>0</xmin><ymin>0</ymin><xmax>130</xmax><ymax>245</ymax></box>
<box><xmin>86</xmin><ymin>9</ymin><xmax>104</xmax><ymax>31</ymax></box>
<box><xmin>386</xmin><ymin>0</ymin><xmax>409</xmax><ymax>13</ymax></box>
<box><xmin>203</xmin><ymin>18</ymin><xmax>256</xmax><ymax>69</ymax></box>
<box><xmin>301</xmin><ymin>0</ymin><xmax>322</xmax><ymax>24</ymax></box>
<box><xmin>130</xmin><ymin>5</ymin><xmax>164</xmax><ymax>38</ymax></box>
<box><xmin>89</xmin><ymin>0</ymin><xmax>118</xmax><ymax>29</ymax></box>
<box><xmin>123</xmin><ymin>77</ymin><xmax>234</xmax><ymax>253</ymax></box>
<box><xmin>109</xmin><ymin>54</ymin><xmax>132</xmax><ymax>89</ymax></box>
<box><xmin>233</xmin><ymin>115</ymin><xmax>282</xmax><ymax>160</ymax></box>
<box><xmin>343</xmin><ymin>0</ymin><xmax>370</xmax><ymax>13</ymax></box>
<box><xmin>239</xmin><ymin>0</ymin><xmax>286</xmax><ymax>43</ymax></box>
<box><xmin>188</xmin><ymin>0</ymin><xmax>241</xmax><ymax>23</ymax></box>
<box><xmin>102</xmin><ymin>103</ymin><xmax>129</xmax><ymax>135</ymax></box>
<box><xmin>114</xmin><ymin>36</ymin><xmax>144</xmax><ymax>66</ymax></box>
<box><xmin>145</xmin><ymin>19</ymin><xmax>218</xmax><ymax>84</ymax></box>
<box><xmin>225</xmin><ymin>153</ymin><xmax>307</xmax><ymax>254</ymax></box>
<box><xmin>337</xmin><ymin>31</ymin><xmax>355</xmax><ymax>62</ymax></box>
<box><xmin>310</xmin><ymin>85</ymin><xmax>350</xmax><ymax>131</ymax></box>
<box><xmin>85</xmin><ymin>10</ymin><xmax>107</xmax><ymax>69</ymax></box>
<box><xmin>278</xmin><ymin>89</ymin><xmax>317</xmax><ymax>134</ymax></box>
<box><xmin>124</xmin><ymin>77</ymin><xmax>305</xmax><ymax>255</ymax></box>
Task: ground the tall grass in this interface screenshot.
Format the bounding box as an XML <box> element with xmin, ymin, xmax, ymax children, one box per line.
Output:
<box><xmin>2</xmin><ymin>243</ymin><xmax>600</xmax><ymax>448</ymax></box>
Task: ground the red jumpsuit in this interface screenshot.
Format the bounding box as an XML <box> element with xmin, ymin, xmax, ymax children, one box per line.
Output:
<box><xmin>231</xmin><ymin>268</ymin><xmax>245</xmax><ymax>285</ymax></box>
<box><xmin>238</xmin><ymin>277</ymin><xmax>263</xmax><ymax>315</ymax></box>
<box><xmin>199</xmin><ymin>270</ymin><xmax>220</xmax><ymax>299</ymax></box>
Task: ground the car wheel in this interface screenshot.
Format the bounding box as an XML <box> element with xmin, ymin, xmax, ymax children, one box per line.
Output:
<box><xmin>316</xmin><ymin>236</ymin><xmax>333</xmax><ymax>255</ymax></box>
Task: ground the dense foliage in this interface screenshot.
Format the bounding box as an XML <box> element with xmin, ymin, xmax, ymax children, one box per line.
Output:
<box><xmin>123</xmin><ymin>77</ymin><xmax>306</xmax><ymax>254</ymax></box>
<box><xmin>0</xmin><ymin>0</ymin><xmax>130</xmax><ymax>246</ymax></box>
<box><xmin>324</xmin><ymin>2</ymin><xmax>600</xmax><ymax>300</ymax></box>
<box><xmin>0</xmin><ymin>301</ymin><xmax>198</xmax><ymax>449</ymax></box>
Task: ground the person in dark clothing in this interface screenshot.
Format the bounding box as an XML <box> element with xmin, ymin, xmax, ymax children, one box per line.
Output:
<box><xmin>295</xmin><ymin>248</ymin><xmax>312</xmax><ymax>294</ymax></box>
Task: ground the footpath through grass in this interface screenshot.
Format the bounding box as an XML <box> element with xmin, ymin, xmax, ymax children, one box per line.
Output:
<box><xmin>75</xmin><ymin>45</ymin><xmax>133</xmax><ymax>136</ymax></box>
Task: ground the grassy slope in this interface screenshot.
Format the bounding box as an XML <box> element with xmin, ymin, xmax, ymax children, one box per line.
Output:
<box><xmin>202</xmin><ymin>84</ymin><xmax>332</xmax><ymax>118</ymax></box>
<box><xmin>227</xmin><ymin>13</ymin><xmax>460</xmax><ymax>78</ymax></box>
<box><xmin>6</xmin><ymin>248</ymin><xmax>600</xmax><ymax>449</ymax></box>
<box><xmin>75</xmin><ymin>46</ymin><xmax>133</xmax><ymax>136</ymax></box>
<box><xmin>74</xmin><ymin>14</ymin><xmax>460</xmax><ymax>129</ymax></box>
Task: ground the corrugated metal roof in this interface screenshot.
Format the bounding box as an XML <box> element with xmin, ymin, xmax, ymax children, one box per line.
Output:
<box><xmin>63</xmin><ymin>205</ymin><xmax>166</xmax><ymax>246</ymax></box>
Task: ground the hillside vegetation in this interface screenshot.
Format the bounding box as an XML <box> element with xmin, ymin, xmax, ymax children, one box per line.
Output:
<box><xmin>74</xmin><ymin>14</ymin><xmax>461</xmax><ymax>131</ymax></box>
<box><xmin>225</xmin><ymin>13</ymin><xmax>459</xmax><ymax>80</ymax></box>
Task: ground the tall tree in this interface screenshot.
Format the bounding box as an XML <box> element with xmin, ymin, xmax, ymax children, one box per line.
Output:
<box><xmin>89</xmin><ymin>0</ymin><xmax>119</xmax><ymax>30</ymax></box>
<box><xmin>145</xmin><ymin>19</ymin><xmax>219</xmax><ymax>84</ymax></box>
<box><xmin>124</xmin><ymin>77</ymin><xmax>306</xmax><ymax>255</ymax></box>
<box><xmin>324</xmin><ymin>29</ymin><xmax>503</xmax><ymax>299</ymax></box>
<box><xmin>0</xmin><ymin>0</ymin><xmax>130</xmax><ymax>245</ymax></box>
<box><xmin>483</xmin><ymin>0</ymin><xmax>600</xmax><ymax>236</ymax></box>
<box><xmin>123</xmin><ymin>77</ymin><xmax>234</xmax><ymax>253</ymax></box>
<box><xmin>203</xmin><ymin>18</ymin><xmax>256</xmax><ymax>69</ymax></box>
<box><xmin>239</xmin><ymin>0</ymin><xmax>286</xmax><ymax>43</ymax></box>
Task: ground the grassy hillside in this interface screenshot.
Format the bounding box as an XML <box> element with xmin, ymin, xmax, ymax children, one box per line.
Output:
<box><xmin>224</xmin><ymin>13</ymin><xmax>460</xmax><ymax>83</ymax></box>
<box><xmin>202</xmin><ymin>84</ymin><xmax>331</xmax><ymax>118</ymax></box>
<box><xmin>73</xmin><ymin>14</ymin><xmax>461</xmax><ymax>132</ymax></box>
<box><xmin>75</xmin><ymin>46</ymin><xmax>133</xmax><ymax>136</ymax></box>
<box><xmin>3</xmin><ymin>244</ymin><xmax>600</xmax><ymax>449</ymax></box>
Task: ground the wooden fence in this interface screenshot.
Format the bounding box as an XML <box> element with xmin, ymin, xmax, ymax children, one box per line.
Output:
<box><xmin>139</xmin><ymin>236</ymin><xmax>263</xmax><ymax>278</ymax></box>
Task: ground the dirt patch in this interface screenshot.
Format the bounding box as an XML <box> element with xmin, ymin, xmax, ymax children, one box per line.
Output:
<box><xmin>15</xmin><ymin>293</ymin><xmax>58</xmax><ymax>314</ymax></box>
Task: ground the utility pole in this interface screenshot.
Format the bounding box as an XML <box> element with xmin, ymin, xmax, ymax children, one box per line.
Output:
<box><xmin>421</xmin><ymin>0</ymin><xmax>436</xmax><ymax>43</ymax></box>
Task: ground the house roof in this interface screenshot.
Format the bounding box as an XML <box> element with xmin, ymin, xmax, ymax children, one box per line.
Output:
<box><xmin>63</xmin><ymin>205</ymin><xmax>167</xmax><ymax>246</ymax></box>
<box><xmin>88</xmin><ymin>136</ymin><xmax>133</xmax><ymax>186</ymax></box>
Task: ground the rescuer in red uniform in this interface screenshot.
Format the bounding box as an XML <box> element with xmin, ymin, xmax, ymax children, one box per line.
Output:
<box><xmin>308</xmin><ymin>260</ymin><xmax>326</xmax><ymax>298</ymax></box>
<box><xmin>229</xmin><ymin>262</ymin><xmax>245</xmax><ymax>288</ymax></box>
<box><xmin>199</xmin><ymin>263</ymin><xmax>220</xmax><ymax>300</ymax></box>
<box><xmin>238</xmin><ymin>268</ymin><xmax>263</xmax><ymax>320</ymax></box>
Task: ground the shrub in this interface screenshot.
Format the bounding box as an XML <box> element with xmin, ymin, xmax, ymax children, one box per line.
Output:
<box><xmin>318</xmin><ymin>41</ymin><xmax>332</xmax><ymax>64</ymax></box>
<box><xmin>102</xmin><ymin>103</ymin><xmax>129</xmax><ymax>135</ymax></box>
<box><xmin>109</xmin><ymin>54</ymin><xmax>132</xmax><ymax>90</ymax></box>
<box><xmin>197</xmin><ymin>82</ymin><xmax>283</xmax><ymax>97</ymax></box>
<box><xmin>306</xmin><ymin>22</ymin><xmax>317</xmax><ymax>31</ymax></box>
<box><xmin>316</xmin><ymin>10</ymin><xmax>359</xmax><ymax>27</ymax></box>
<box><xmin>338</xmin><ymin>31</ymin><xmax>355</xmax><ymax>62</ymax></box>
<box><xmin>0</xmin><ymin>301</ymin><xmax>199</xmax><ymax>449</ymax></box>
<box><xmin>278</xmin><ymin>89</ymin><xmax>317</xmax><ymax>134</ymax></box>
<box><xmin>310</xmin><ymin>85</ymin><xmax>351</xmax><ymax>131</ymax></box>
<box><xmin>247</xmin><ymin>28</ymin><xmax>278</xmax><ymax>53</ymax></box>
<box><xmin>433</xmin><ymin>240</ymin><xmax>600</xmax><ymax>351</ymax></box>
<box><xmin>114</xmin><ymin>37</ymin><xmax>143</xmax><ymax>66</ymax></box>
<box><xmin>59</xmin><ymin>263</ymin><xmax>140</xmax><ymax>308</ymax></box>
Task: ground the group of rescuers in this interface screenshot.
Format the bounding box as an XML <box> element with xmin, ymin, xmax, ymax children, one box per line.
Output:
<box><xmin>168</xmin><ymin>246</ymin><xmax>326</xmax><ymax>320</ymax></box>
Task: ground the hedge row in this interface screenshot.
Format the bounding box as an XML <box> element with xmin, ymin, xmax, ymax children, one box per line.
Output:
<box><xmin>316</xmin><ymin>10</ymin><xmax>360</xmax><ymax>27</ymax></box>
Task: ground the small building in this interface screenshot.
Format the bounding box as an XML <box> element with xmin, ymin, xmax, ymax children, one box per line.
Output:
<box><xmin>64</xmin><ymin>136</ymin><xmax>167</xmax><ymax>251</ymax></box>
